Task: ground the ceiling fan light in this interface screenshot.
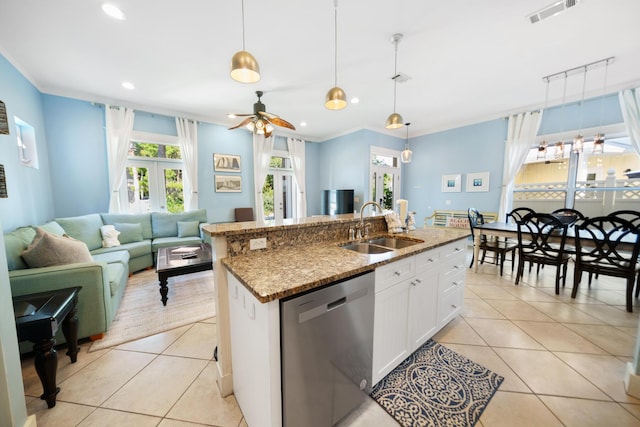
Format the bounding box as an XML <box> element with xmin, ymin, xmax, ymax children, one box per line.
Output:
<box><xmin>230</xmin><ymin>50</ymin><xmax>261</xmax><ymax>83</ymax></box>
<box><xmin>265</xmin><ymin>123</ymin><xmax>274</xmax><ymax>133</ymax></box>
<box><xmin>325</xmin><ymin>86</ymin><xmax>347</xmax><ymax>110</ymax></box>
<box><xmin>385</xmin><ymin>112</ymin><xmax>404</xmax><ymax>129</ymax></box>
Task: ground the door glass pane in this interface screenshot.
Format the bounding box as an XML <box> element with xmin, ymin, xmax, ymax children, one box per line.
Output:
<box><xmin>371</xmin><ymin>172</ymin><xmax>377</xmax><ymax>203</ymax></box>
<box><xmin>282</xmin><ymin>174</ymin><xmax>293</xmax><ymax>219</ymax></box>
<box><xmin>126</xmin><ymin>166</ymin><xmax>151</xmax><ymax>213</ymax></box>
<box><xmin>130</xmin><ymin>142</ymin><xmax>182</xmax><ymax>159</ymax></box>
<box><xmin>263</xmin><ymin>174</ymin><xmax>275</xmax><ymax>220</ymax></box>
<box><xmin>382</xmin><ymin>173</ymin><xmax>395</xmax><ymax>210</ymax></box>
<box><xmin>164</xmin><ymin>168</ymin><xmax>184</xmax><ymax>213</ymax></box>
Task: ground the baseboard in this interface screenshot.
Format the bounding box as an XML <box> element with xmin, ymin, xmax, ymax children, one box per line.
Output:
<box><xmin>624</xmin><ymin>362</ymin><xmax>640</xmax><ymax>398</ymax></box>
<box><xmin>23</xmin><ymin>414</ymin><xmax>37</xmax><ymax>427</ymax></box>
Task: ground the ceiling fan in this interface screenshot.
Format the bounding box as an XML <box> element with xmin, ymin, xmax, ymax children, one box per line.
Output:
<box><xmin>228</xmin><ymin>91</ymin><xmax>296</xmax><ymax>138</ymax></box>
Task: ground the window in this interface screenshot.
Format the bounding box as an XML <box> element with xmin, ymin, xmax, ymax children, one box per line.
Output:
<box><xmin>514</xmin><ymin>125</ymin><xmax>640</xmax><ymax>215</ymax></box>
<box><xmin>120</xmin><ymin>132</ymin><xmax>185</xmax><ymax>213</ymax></box>
<box><xmin>370</xmin><ymin>147</ymin><xmax>402</xmax><ymax>210</ymax></box>
<box><xmin>15</xmin><ymin>117</ymin><xmax>39</xmax><ymax>169</ymax></box>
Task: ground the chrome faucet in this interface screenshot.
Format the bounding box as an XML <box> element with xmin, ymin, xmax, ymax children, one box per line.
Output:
<box><xmin>358</xmin><ymin>201</ymin><xmax>383</xmax><ymax>239</ymax></box>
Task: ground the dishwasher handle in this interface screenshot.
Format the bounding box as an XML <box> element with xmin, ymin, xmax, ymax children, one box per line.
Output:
<box><xmin>297</xmin><ymin>287</ymin><xmax>368</xmax><ymax>324</ymax></box>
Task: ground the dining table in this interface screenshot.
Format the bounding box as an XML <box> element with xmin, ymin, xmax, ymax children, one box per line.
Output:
<box><xmin>472</xmin><ymin>221</ymin><xmax>640</xmax><ymax>273</ymax></box>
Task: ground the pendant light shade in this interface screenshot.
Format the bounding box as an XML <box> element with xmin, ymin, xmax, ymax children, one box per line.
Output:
<box><xmin>325</xmin><ymin>0</ymin><xmax>347</xmax><ymax>110</ymax></box>
<box><xmin>231</xmin><ymin>50</ymin><xmax>260</xmax><ymax>83</ymax></box>
<box><xmin>230</xmin><ymin>0</ymin><xmax>260</xmax><ymax>83</ymax></box>
<box><xmin>401</xmin><ymin>122</ymin><xmax>412</xmax><ymax>163</ymax></box>
<box><xmin>385</xmin><ymin>33</ymin><xmax>404</xmax><ymax>129</ymax></box>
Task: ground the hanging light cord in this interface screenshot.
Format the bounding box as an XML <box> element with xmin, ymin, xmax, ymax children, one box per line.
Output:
<box><xmin>578</xmin><ymin>66</ymin><xmax>587</xmax><ymax>134</ymax></box>
<box><xmin>393</xmin><ymin>41</ymin><xmax>398</xmax><ymax>112</ymax></box>
<box><xmin>241</xmin><ymin>0</ymin><xmax>246</xmax><ymax>51</ymax></box>
<box><xmin>598</xmin><ymin>59</ymin><xmax>610</xmax><ymax>133</ymax></box>
<box><xmin>333</xmin><ymin>0</ymin><xmax>338</xmax><ymax>87</ymax></box>
<box><xmin>560</xmin><ymin>72</ymin><xmax>568</xmax><ymax>136</ymax></box>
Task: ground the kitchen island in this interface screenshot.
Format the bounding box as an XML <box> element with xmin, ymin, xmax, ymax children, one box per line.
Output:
<box><xmin>203</xmin><ymin>214</ymin><xmax>468</xmax><ymax>427</ymax></box>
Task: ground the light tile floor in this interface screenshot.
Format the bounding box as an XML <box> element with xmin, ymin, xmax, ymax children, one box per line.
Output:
<box><xmin>21</xmin><ymin>251</ymin><xmax>640</xmax><ymax>426</ymax></box>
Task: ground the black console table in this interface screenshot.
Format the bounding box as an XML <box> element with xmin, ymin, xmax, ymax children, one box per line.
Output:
<box><xmin>13</xmin><ymin>286</ymin><xmax>82</xmax><ymax>408</ymax></box>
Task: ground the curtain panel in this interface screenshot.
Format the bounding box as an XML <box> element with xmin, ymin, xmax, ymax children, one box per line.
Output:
<box><xmin>176</xmin><ymin>117</ymin><xmax>199</xmax><ymax>211</ymax></box>
<box><xmin>105</xmin><ymin>105</ymin><xmax>135</xmax><ymax>213</ymax></box>
<box><xmin>286</xmin><ymin>137</ymin><xmax>307</xmax><ymax>218</ymax></box>
<box><xmin>498</xmin><ymin>111</ymin><xmax>541</xmax><ymax>221</ymax></box>
<box><xmin>253</xmin><ymin>134</ymin><xmax>274</xmax><ymax>225</ymax></box>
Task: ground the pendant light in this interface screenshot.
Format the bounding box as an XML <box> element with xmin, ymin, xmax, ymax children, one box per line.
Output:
<box><xmin>385</xmin><ymin>33</ymin><xmax>404</xmax><ymax>129</ymax></box>
<box><xmin>555</xmin><ymin>72</ymin><xmax>568</xmax><ymax>158</ymax></box>
<box><xmin>401</xmin><ymin>122</ymin><xmax>412</xmax><ymax>163</ymax></box>
<box><xmin>230</xmin><ymin>0</ymin><xmax>260</xmax><ymax>83</ymax></box>
<box><xmin>538</xmin><ymin>78</ymin><xmax>551</xmax><ymax>160</ymax></box>
<box><xmin>593</xmin><ymin>59</ymin><xmax>611</xmax><ymax>154</ymax></box>
<box><xmin>325</xmin><ymin>0</ymin><xmax>347</xmax><ymax>110</ymax></box>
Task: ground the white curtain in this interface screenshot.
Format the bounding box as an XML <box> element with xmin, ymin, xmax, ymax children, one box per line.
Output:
<box><xmin>498</xmin><ymin>111</ymin><xmax>542</xmax><ymax>221</ymax></box>
<box><xmin>619</xmin><ymin>89</ymin><xmax>640</xmax><ymax>156</ymax></box>
<box><xmin>106</xmin><ymin>105</ymin><xmax>135</xmax><ymax>213</ymax></box>
<box><xmin>176</xmin><ymin>117</ymin><xmax>199</xmax><ymax>211</ymax></box>
<box><xmin>286</xmin><ymin>137</ymin><xmax>307</xmax><ymax>218</ymax></box>
<box><xmin>253</xmin><ymin>133</ymin><xmax>274</xmax><ymax>226</ymax></box>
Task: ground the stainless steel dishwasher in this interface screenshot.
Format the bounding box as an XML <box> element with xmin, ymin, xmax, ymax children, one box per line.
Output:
<box><xmin>281</xmin><ymin>271</ymin><xmax>375</xmax><ymax>427</ymax></box>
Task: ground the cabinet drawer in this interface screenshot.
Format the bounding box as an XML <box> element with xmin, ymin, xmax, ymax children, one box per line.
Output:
<box><xmin>440</xmin><ymin>255</ymin><xmax>466</xmax><ymax>277</ymax></box>
<box><xmin>438</xmin><ymin>270</ymin><xmax>465</xmax><ymax>296</ymax></box>
<box><xmin>440</xmin><ymin>240</ymin><xmax>467</xmax><ymax>260</ymax></box>
<box><xmin>438</xmin><ymin>286</ymin><xmax>464</xmax><ymax>327</ymax></box>
<box><xmin>415</xmin><ymin>249</ymin><xmax>440</xmax><ymax>274</ymax></box>
<box><xmin>375</xmin><ymin>256</ymin><xmax>415</xmax><ymax>293</ymax></box>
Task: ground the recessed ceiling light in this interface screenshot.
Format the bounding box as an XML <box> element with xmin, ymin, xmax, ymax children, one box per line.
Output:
<box><xmin>102</xmin><ymin>3</ymin><xmax>126</xmax><ymax>20</ymax></box>
<box><xmin>121</xmin><ymin>81</ymin><xmax>135</xmax><ymax>90</ymax></box>
<box><xmin>228</xmin><ymin>113</ymin><xmax>237</xmax><ymax>119</ymax></box>
<box><xmin>300</xmin><ymin>122</ymin><xmax>307</xmax><ymax>127</ymax></box>
<box><xmin>351</xmin><ymin>97</ymin><xmax>360</xmax><ymax>104</ymax></box>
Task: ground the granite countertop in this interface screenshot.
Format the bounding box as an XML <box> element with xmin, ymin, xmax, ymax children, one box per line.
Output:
<box><xmin>222</xmin><ymin>227</ymin><xmax>469</xmax><ymax>303</ymax></box>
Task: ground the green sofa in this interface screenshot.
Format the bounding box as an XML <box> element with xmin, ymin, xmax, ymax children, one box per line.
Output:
<box><xmin>4</xmin><ymin>209</ymin><xmax>210</xmax><ymax>348</ymax></box>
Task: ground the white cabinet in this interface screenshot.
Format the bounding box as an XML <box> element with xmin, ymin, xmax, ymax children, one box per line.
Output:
<box><xmin>227</xmin><ymin>273</ymin><xmax>282</xmax><ymax>427</ymax></box>
<box><xmin>372</xmin><ymin>239</ymin><xmax>466</xmax><ymax>385</ymax></box>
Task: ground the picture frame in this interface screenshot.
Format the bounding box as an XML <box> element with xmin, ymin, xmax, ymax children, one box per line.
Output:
<box><xmin>466</xmin><ymin>172</ymin><xmax>490</xmax><ymax>192</ymax></box>
<box><xmin>0</xmin><ymin>164</ymin><xmax>7</xmax><ymax>198</ymax></box>
<box><xmin>441</xmin><ymin>174</ymin><xmax>461</xmax><ymax>193</ymax></box>
<box><xmin>214</xmin><ymin>153</ymin><xmax>241</xmax><ymax>172</ymax></box>
<box><xmin>215</xmin><ymin>175</ymin><xmax>242</xmax><ymax>193</ymax></box>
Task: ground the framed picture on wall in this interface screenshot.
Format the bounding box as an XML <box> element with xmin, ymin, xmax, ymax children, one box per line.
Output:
<box><xmin>441</xmin><ymin>174</ymin><xmax>461</xmax><ymax>193</ymax></box>
<box><xmin>0</xmin><ymin>100</ymin><xmax>9</xmax><ymax>135</ymax></box>
<box><xmin>466</xmin><ymin>172</ymin><xmax>490</xmax><ymax>192</ymax></box>
<box><xmin>215</xmin><ymin>175</ymin><xmax>242</xmax><ymax>192</ymax></box>
<box><xmin>214</xmin><ymin>153</ymin><xmax>241</xmax><ymax>172</ymax></box>
<box><xmin>0</xmin><ymin>164</ymin><xmax>7</xmax><ymax>198</ymax></box>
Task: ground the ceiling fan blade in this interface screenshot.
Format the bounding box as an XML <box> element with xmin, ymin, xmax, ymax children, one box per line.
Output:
<box><xmin>264</xmin><ymin>129</ymin><xmax>273</xmax><ymax>138</ymax></box>
<box><xmin>267</xmin><ymin>116</ymin><xmax>296</xmax><ymax>130</ymax></box>
<box><xmin>258</xmin><ymin>111</ymin><xmax>278</xmax><ymax>119</ymax></box>
<box><xmin>228</xmin><ymin>116</ymin><xmax>255</xmax><ymax>130</ymax></box>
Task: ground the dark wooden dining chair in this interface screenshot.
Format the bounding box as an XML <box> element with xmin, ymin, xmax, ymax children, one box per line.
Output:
<box><xmin>609</xmin><ymin>210</ymin><xmax>640</xmax><ymax>228</ymax></box>
<box><xmin>515</xmin><ymin>213</ymin><xmax>570</xmax><ymax>294</ymax></box>
<box><xmin>551</xmin><ymin>208</ymin><xmax>585</xmax><ymax>225</ymax></box>
<box><xmin>571</xmin><ymin>216</ymin><xmax>640</xmax><ymax>312</ymax></box>
<box><xmin>468</xmin><ymin>208</ymin><xmax>517</xmax><ymax>276</ymax></box>
<box><xmin>506</xmin><ymin>207</ymin><xmax>536</xmax><ymax>224</ymax></box>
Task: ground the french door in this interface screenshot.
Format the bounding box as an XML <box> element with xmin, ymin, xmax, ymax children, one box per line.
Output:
<box><xmin>122</xmin><ymin>160</ymin><xmax>184</xmax><ymax>213</ymax></box>
<box><xmin>263</xmin><ymin>170</ymin><xmax>295</xmax><ymax>222</ymax></box>
<box><xmin>370</xmin><ymin>147</ymin><xmax>402</xmax><ymax>211</ymax></box>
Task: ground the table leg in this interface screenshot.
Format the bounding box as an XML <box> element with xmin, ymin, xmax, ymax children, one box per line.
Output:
<box><xmin>62</xmin><ymin>295</ymin><xmax>79</xmax><ymax>363</ymax></box>
<box><xmin>158</xmin><ymin>274</ymin><xmax>169</xmax><ymax>306</ymax></box>
<box><xmin>473</xmin><ymin>229</ymin><xmax>481</xmax><ymax>273</ymax></box>
<box><xmin>33</xmin><ymin>339</ymin><xmax>60</xmax><ymax>408</ymax></box>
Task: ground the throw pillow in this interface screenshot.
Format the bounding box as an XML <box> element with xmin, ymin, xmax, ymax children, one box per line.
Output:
<box><xmin>115</xmin><ymin>222</ymin><xmax>143</xmax><ymax>244</ymax></box>
<box><xmin>21</xmin><ymin>227</ymin><xmax>93</xmax><ymax>268</ymax></box>
<box><xmin>177</xmin><ymin>220</ymin><xmax>200</xmax><ymax>238</ymax></box>
<box><xmin>100</xmin><ymin>225</ymin><xmax>121</xmax><ymax>248</ymax></box>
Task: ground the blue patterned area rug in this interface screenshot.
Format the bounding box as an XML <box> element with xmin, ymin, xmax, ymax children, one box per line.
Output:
<box><xmin>370</xmin><ymin>340</ymin><xmax>504</xmax><ymax>427</ymax></box>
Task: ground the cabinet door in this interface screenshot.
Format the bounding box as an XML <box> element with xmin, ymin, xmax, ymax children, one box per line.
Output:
<box><xmin>372</xmin><ymin>279</ymin><xmax>410</xmax><ymax>385</ymax></box>
<box><xmin>408</xmin><ymin>269</ymin><xmax>438</xmax><ymax>352</ymax></box>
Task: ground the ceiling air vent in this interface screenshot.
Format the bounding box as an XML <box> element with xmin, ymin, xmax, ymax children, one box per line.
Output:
<box><xmin>528</xmin><ymin>0</ymin><xmax>582</xmax><ymax>24</ymax></box>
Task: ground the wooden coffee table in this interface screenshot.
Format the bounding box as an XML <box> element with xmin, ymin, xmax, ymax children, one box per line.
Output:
<box><xmin>156</xmin><ymin>243</ymin><xmax>213</xmax><ymax>306</ymax></box>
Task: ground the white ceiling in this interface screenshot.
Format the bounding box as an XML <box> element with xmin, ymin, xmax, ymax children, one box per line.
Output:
<box><xmin>1</xmin><ymin>0</ymin><xmax>639</xmax><ymax>142</ymax></box>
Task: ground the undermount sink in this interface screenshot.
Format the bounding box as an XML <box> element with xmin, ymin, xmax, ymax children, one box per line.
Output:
<box><xmin>339</xmin><ymin>236</ymin><xmax>424</xmax><ymax>254</ymax></box>
<box><xmin>339</xmin><ymin>243</ymin><xmax>394</xmax><ymax>254</ymax></box>
<box><xmin>364</xmin><ymin>237</ymin><xmax>423</xmax><ymax>249</ymax></box>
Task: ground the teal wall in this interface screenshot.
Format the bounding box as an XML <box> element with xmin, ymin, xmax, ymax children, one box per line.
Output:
<box><xmin>0</xmin><ymin>55</ymin><xmax>55</xmax><ymax>231</ymax></box>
